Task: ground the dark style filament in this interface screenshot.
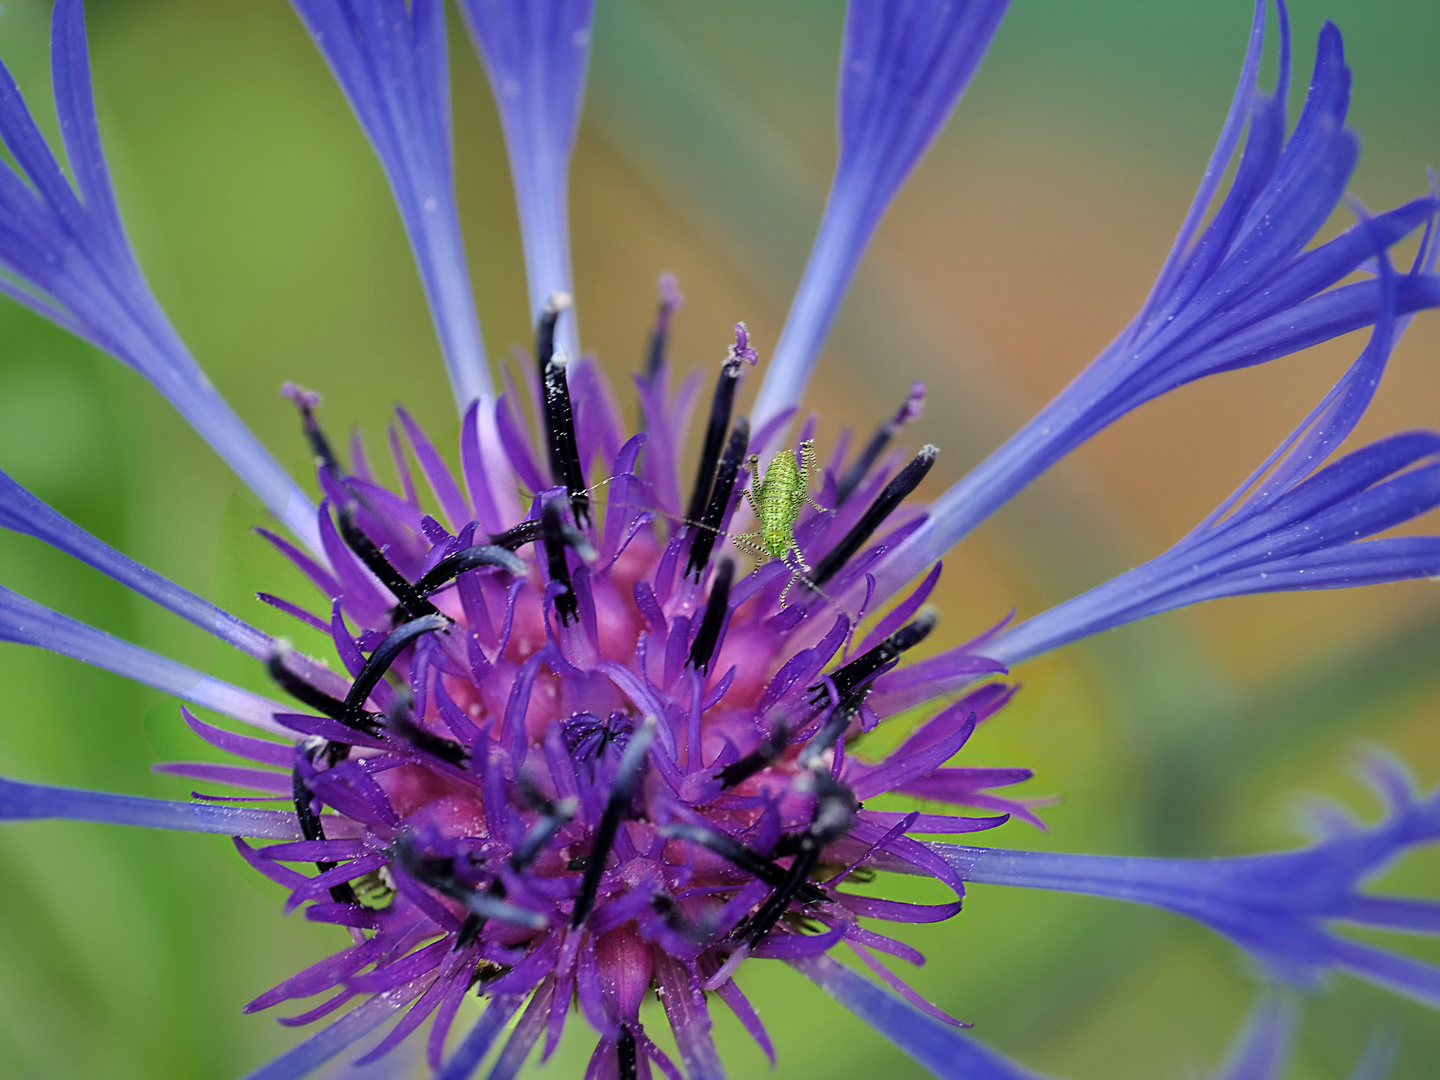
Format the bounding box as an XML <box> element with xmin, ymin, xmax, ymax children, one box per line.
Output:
<box><xmin>685</xmin><ymin>416</ymin><xmax>750</xmax><ymax>579</ymax></box>
<box><xmin>798</xmin><ymin>686</ymin><xmax>872</xmax><ymax>768</ymax></box>
<box><xmin>541</xmin><ymin>501</ymin><xmax>579</xmax><ymax>626</ymax></box>
<box><xmin>511</xmin><ymin>799</ymin><xmax>575</xmax><ymax>872</ymax></box>
<box><xmin>572</xmin><ymin>720</ymin><xmax>654</xmax><ymax>928</ymax></box>
<box><xmin>265</xmin><ymin>650</ymin><xmax>369</xmax><ymax>731</ymax></box>
<box><xmin>835</xmin><ymin>384</ymin><xmax>925</xmax><ymax>505</ymax></box>
<box><xmin>289</xmin><ymin>391</ymin><xmax>342</xmax><ymax>476</ymax></box>
<box><xmin>414</xmin><ymin>544</ymin><xmax>526</xmax><ymax>595</ymax></box>
<box><xmin>659</xmin><ymin>822</ymin><xmax>826</xmax><ymax>904</ymax></box>
<box><xmin>341</xmin><ymin>613</ymin><xmax>451</xmax><ymax>724</ymax></box>
<box><xmin>489</xmin><ymin>518</ymin><xmax>543</xmax><ymax>550</ymax></box>
<box><xmin>335</xmin><ymin>502</ymin><xmax>439</xmax><ymax>620</ymax></box>
<box><xmin>537</xmin><ymin>294</ymin><xmax>589</xmax><ymax>525</ymax></box>
<box><xmin>684</xmin><ymin>359</ymin><xmax>745</xmax><ymax>524</ymax></box>
<box><xmin>394</xmin><ymin>838</ymin><xmax>547</xmax><ymax>930</ymax></box>
<box><xmin>292</xmin><ymin>748</ymin><xmax>357</xmax><ymax>904</ymax></box>
<box><xmin>384</xmin><ymin>696</ymin><xmax>467</xmax><ymax>765</ymax></box>
<box><xmin>715</xmin><ymin>717</ymin><xmax>788</xmax><ymax>790</ymax></box>
<box><xmin>643</xmin><ymin>276</ymin><xmax>681</xmax><ymax>382</ymax></box>
<box><xmin>617</xmin><ymin>1027</ymin><xmax>639</xmax><ymax>1080</ymax></box>
<box><xmin>742</xmin><ymin>773</ymin><xmax>855</xmax><ymax>947</ymax></box>
<box><xmin>810</xmin><ymin>445</ymin><xmax>938</xmax><ymax>588</ymax></box>
<box><xmin>687</xmin><ymin>558</ymin><xmax>734</xmax><ymax>673</ymax></box>
<box><xmin>807</xmin><ymin>608</ymin><xmax>937</xmax><ymax>706</ymax></box>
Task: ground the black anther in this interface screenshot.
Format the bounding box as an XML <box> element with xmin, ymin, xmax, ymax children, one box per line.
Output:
<box><xmin>685</xmin><ymin>416</ymin><xmax>749</xmax><ymax>579</ymax></box>
<box><xmin>489</xmin><ymin>519</ymin><xmax>543</xmax><ymax>551</ymax></box>
<box><xmin>798</xmin><ymin>686</ymin><xmax>872</xmax><ymax>767</ymax></box>
<box><xmin>742</xmin><ymin>773</ymin><xmax>854</xmax><ymax>948</ymax></box>
<box><xmin>394</xmin><ymin>837</ymin><xmax>547</xmax><ymax>930</ymax></box>
<box><xmin>414</xmin><ymin>544</ymin><xmax>526</xmax><ymax>595</ymax></box>
<box><xmin>686</xmin><ymin>558</ymin><xmax>734</xmax><ymax>673</ymax></box>
<box><xmin>659</xmin><ymin>822</ymin><xmax>825</xmax><ymax>904</ymax></box>
<box><xmin>617</xmin><ymin>1027</ymin><xmax>639</xmax><ymax>1080</ymax></box>
<box><xmin>715</xmin><ymin>717</ymin><xmax>788</xmax><ymax>790</ymax></box>
<box><xmin>292</xmin><ymin>394</ymin><xmax>341</xmax><ymax>475</ymax></box>
<box><xmin>341</xmin><ymin>613</ymin><xmax>450</xmax><ymax>724</ymax></box>
<box><xmin>541</xmin><ymin>501</ymin><xmax>579</xmax><ymax>627</ymax></box>
<box><xmin>510</xmin><ymin>799</ymin><xmax>575</xmax><ymax>872</ymax></box>
<box><xmin>535</xmin><ymin>293</ymin><xmax>568</xmax><ymax>383</ymax></box>
<box><xmin>835</xmin><ymin>384</ymin><xmax>925</xmax><ymax>506</ymax></box>
<box><xmin>384</xmin><ymin>697</ymin><xmax>467</xmax><ymax>766</ymax></box>
<box><xmin>292</xmin><ymin>748</ymin><xmax>357</xmax><ymax>905</ymax></box>
<box><xmin>335</xmin><ymin>502</ymin><xmax>439</xmax><ymax>620</ymax></box>
<box><xmin>537</xmin><ymin>295</ymin><xmax>589</xmax><ymax>525</ymax></box>
<box><xmin>684</xmin><ymin>358</ymin><xmax>746</xmax><ymax>525</ymax></box>
<box><xmin>572</xmin><ymin>720</ymin><xmax>654</xmax><ymax>928</ymax></box>
<box><xmin>267</xmin><ymin>652</ymin><xmax>349</xmax><ymax>722</ymax></box>
<box><xmin>806</xmin><ymin>609</ymin><xmax>937</xmax><ymax>707</ymax></box>
<box><xmin>810</xmin><ymin>445</ymin><xmax>938</xmax><ymax>588</ymax></box>
<box><xmin>643</xmin><ymin>275</ymin><xmax>682</xmax><ymax>383</ymax></box>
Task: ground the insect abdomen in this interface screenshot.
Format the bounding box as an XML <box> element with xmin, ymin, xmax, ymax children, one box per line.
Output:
<box><xmin>758</xmin><ymin>452</ymin><xmax>803</xmax><ymax>556</ymax></box>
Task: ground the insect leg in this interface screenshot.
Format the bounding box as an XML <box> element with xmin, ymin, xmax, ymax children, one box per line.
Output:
<box><xmin>730</xmin><ymin>531</ymin><xmax>767</xmax><ymax>559</ymax></box>
<box><xmin>742</xmin><ymin>453</ymin><xmax>763</xmax><ymax>515</ymax></box>
<box><xmin>778</xmin><ymin>568</ymin><xmax>802</xmax><ymax>608</ymax></box>
<box><xmin>799</xmin><ymin>439</ymin><xmax>828</xmax><ymax>512</ymax></box>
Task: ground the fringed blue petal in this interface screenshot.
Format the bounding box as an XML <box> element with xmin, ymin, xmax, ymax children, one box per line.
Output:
<box><xmin>929</xmin><ymin>752</ymin><xmax>1440</xmax><ymax>1009</ymax></box>
<box><xmin>1347</xmin><ymin>1032</ymin><xmax>1400</xmax><ymax>1080</ymax></box>
<box><xmin>1205</xmin><ymin>993</ymin><xmax>1397</xmax><ymax>1080</ymax></box>
<box><xmin>0</xmin><ymin>0</ymin><xmax>320</xmax><ymax>554</ymax></box>
<box><xmin>986</xmin><ymin>253</ymin><xmax>1440</xmax><ymax>664</ymax></box>
<box><xmin>789</xmin><ymin>954</ymin><xmax>1051</xmax><ymax>1080</ymax></box>
<box><xmin>751</xmin><ymin>0</ymin><xmax>1010</xmax><ymax>433</ymax></box>
<box><xmin>291</xmin><ymin>0</ymin><xmax>491</xmax><ymax>407</ymax></box>
<box><xmin>460</xmin><ymin>0</ymin><xmax>595</xmax><ymax>361</ymax></box>
<box><xmin>0</xmin><ymin>467</ymin><xmax>273</xmax><ymax>659</ymax></box>
<box><xmin>877</xmin><ymin>5</ymin><xmax>1440</xmax><ymax>593</ymax></box>
<box><xmin>1208</xmin><ymin>993</ymin><xmax>1296</xmax><ymax>1080</ymax></box>
<box><xmin>0</xmin><ymin>583</ymin><xmax>288</xmax><ymax>732</ymax></box>
<box><xmin>0</xmin><ymin>776</ymin><xmax>303</xmax><ymax>839</ymax></box>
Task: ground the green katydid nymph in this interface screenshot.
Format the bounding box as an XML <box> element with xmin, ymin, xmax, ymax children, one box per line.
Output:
<box><xmin>733</xmin><ymin>438</ymin><xmax>827</xmax><ymax>607</ymax></box>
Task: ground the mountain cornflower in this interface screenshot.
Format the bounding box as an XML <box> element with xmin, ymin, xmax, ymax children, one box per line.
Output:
<box><xmin>1</xmin><ymin>1</ymin><xmax>1439</xmax><ymax>1077</ymax></box>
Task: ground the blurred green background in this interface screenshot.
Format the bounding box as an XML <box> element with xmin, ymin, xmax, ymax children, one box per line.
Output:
<box><xmin>0</xmin><ymin>0</ymin><xmax>1438</xmax><ymax>1076</ymax></box>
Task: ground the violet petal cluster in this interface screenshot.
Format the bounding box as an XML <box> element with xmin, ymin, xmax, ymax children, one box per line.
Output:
<box><xmin>0</xmin><ymin>1</ymin><xmax>1437</xmax><ymax>1078</ymax></box>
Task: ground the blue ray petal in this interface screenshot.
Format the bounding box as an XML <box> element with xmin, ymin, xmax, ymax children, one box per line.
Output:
<box><xmin>1208</xmin><ymin>993</ymin><xmax>1296</xmax><ymax>1080</ymax></box>
<box><xmin>751</xmin><ymin>0</ymin><xmax>1011</xmax><ymax>433</ymax></box>
<box><xmin>790</xmin><ymin>954</ymin><xmax>1051</xmax><ymax>1079</ymax></box>
<box><xmin>1346</xmin><ymin>1032</ymin><xmax>1400</xmax><ymax>1080</ymax></box>
<box><xmin>876</xmin><ymin>5</ymin><xmax>1440</xmax><ymax>594</ymax></box>
<box><xmin>460</xmin><ymin>0</ymin><xmax>595</xmax><ymax>361</ymax></box>
<box><xmin>0</xmin><ymin>584</ymin><xmax>288</xmax><ymax>732</ymax></box>
<box><xmin>0</xmin><ymin>466</ymin><xmax>273</xmax><ymax>659</ymax></box>
<box><xmin>0</xmin><ymin>0</ymin><xmax>320</xmax><ymax>554</ymax></box>
<box><xmin>985</xmin><ymin>255</ymin><xmax>1440</xmax><ymax>666</ymax></box>
<box><xmin>0</xmin><ymin>776</ymin><xmax>303</xmax><ymax>839</ymax></box>
<box><xmin>290</xmin><ymin>0</ymin><xmax>491</xmax><ymax>407</ymax></box>
<box><xmin>928</xmin><ymin>753</ymin><xmax>1440</xmax><ymax>1009</ymax></box>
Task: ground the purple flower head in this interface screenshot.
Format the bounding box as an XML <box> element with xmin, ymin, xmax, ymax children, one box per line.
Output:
<box><xmin>0</xmin><ymin>1</ymin><xmax>1439</xmax><ymax>1078</ymax></box>
<box><xmin>205</xmin><ymin>342</ymin><xmax>1020</xmax><ymax>1076</ymax></box>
